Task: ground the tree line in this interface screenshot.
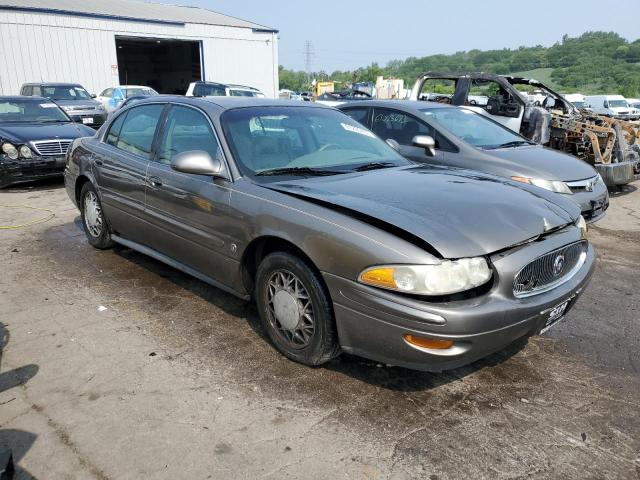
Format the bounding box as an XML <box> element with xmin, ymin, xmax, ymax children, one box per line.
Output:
<box><xmin>279</xmin><ymin>32</ymin><xmax>640</xmax><ymax>97</ymax></box>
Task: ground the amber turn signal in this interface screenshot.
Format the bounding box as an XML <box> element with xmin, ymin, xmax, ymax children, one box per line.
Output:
<box><xmin>403</xmin><ymin>334</ymin><xmax>454</xmax><ymax>350</ymax></box>
<box><xmin>359</xmin><ymin>267</ymin><xmax>397</xmax><ymax>289</ymax></box>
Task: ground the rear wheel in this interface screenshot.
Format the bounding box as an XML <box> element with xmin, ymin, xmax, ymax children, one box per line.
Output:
<box><xmin>255</xmin><ymin>252</ymin><xmax>340</xmax><ymax>366</ymax></box>
<box><xmin>80</xmin><ymin>182</ymin><xmax>113</xmax><ymax>249</ymax></box>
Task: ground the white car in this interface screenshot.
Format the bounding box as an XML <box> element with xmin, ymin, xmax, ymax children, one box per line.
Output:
<box><xmin>96</xmin><ymin>85</ymin><xmax>159</xmax><ymax>112</ymax></box>
<box><xmin>584</xmin><ymin>94</ymin><xmax>640</xmax><ymax>120</ymax></box>
<box><xmin>186</xmin><ymin>81</ymin><xmax>264</xmax><ymax>98</ymax></box>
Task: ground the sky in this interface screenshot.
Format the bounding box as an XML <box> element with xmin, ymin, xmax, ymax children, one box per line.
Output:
<box><xmin>158</xmin><ymin>0</ymin><xmax>640</xmax><ymax>72</ymax></box>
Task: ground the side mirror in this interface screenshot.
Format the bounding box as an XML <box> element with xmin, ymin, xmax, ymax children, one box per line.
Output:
<box><xmin>385</xmin><ymin>138</ymin><xmax>400</xmax><ymax>151</ymax></box>
<box><xmin>171</xmin><ymin>150</ymin><xmax>224</xmax><ymax>176</ymax></box>
<box><xmin>91</xmin><ymin>93</ymin><xmax>97</xmax><ymax>98</ymax></box>
<box><xmin>412</xmin><ymin>135</ymin><xmax>436</xmax><ymax>157</ymax></box>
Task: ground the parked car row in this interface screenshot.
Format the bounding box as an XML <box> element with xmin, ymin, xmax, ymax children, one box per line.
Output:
<box><xmin>57</xmin><ymin>96</ymin><xmax>596</xmax><ymax>373</ymax></box>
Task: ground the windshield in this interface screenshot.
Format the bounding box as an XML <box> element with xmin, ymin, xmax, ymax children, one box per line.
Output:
<box><xmin>0</xmin><ymin>99</ymin><xmax>69</xmax><ymax>123</ymax></box>
<box><xmin>608</xmin><ymin>99</ymin><xmax>628</xmax><ymax>108</ymax></box>
<box><xmin>572</xmin><ymin>101</ymin><xmax>585</xmax><ymax>108</ymax></box>
<box><xmin>230</xmin><ymin>89</ymin><xmax>260</xmax><ymax>97</ymax></box>
<box><xmin>124</xmin><ymin>88</ymin><xmax>157</xmax><ymax>98</ymax></box>
<box><xmin>42</xmin><ymin>85</ymin><xmax>92</xmax><ymax>101</ymax></box>
<box><xmin>222</xmin><ymin>106</ymin><xmax>409</xmax><ymax>177</ymax></box>
<box><xmin>420</xmin><ymin>107</ymin><xmax>527</xmax><ymax>149</ymax></box>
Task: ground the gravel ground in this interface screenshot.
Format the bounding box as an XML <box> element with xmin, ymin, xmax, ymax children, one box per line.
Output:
<box><xmin>0</xmin><ymin>178</ymin><xmax>638</xmax><ymax>480</ymax></box>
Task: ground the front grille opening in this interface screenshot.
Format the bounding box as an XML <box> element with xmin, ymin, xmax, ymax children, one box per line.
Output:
<box><xmin>32</xmin><ymin>140</ymin><xmax>73</xmax><ymax>156</ymax></box>
<box><xmin>513</xmin><ymin>241</ymin><xmax>587</xmax><ymax>298</ymax></box>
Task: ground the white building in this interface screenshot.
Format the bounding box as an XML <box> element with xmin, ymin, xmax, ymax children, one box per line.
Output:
<box><xmin>0</xmin><ymin>0</ymin><xmax>279</xmax><ymax>97</ymax></box>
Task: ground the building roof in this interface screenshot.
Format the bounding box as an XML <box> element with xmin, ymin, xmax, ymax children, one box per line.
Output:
<box><xmin>0</xmin><ymin>0</ymin><xmax>277</xmax><ymax>31</ymax></box>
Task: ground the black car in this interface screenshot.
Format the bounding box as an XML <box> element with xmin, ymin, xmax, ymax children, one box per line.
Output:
<box><xmin>0</xmin><ymin>96</ymin><xmax>95</xmax><ymax>188</ymax></box>
<box><xmin>20</xmin><ymin>83</ymin><xmax>108</xmax><ymax>129</ymax></box>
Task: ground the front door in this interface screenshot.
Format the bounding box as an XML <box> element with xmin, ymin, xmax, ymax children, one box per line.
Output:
<box><xmin>370</xmin><ymin>107</ymin><xmax>445</xmax><ymax>164</ymax></box>
<box><xmin>91</xmin><ymin>103</ymin><xmax>164</xmax><ymax>243</ymax></box>
<box><xmin>144</xmin><ymin>104</ymin><xmax>234</xmax><ymax>285</ymax></box>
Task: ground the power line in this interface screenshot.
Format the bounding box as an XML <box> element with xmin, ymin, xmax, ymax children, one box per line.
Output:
<box><xmin>303</xmin><ymin>40</ymin><xmax>314</xmax><ymax>82</ymax></box>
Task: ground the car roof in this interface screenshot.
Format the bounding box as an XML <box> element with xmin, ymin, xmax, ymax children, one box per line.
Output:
<box><xmin>129</xmin><ymin>96</ymin><xmax>331</xmax><ymax>111</ymax></box>
<box><xmin>338</xmin><ymin>99</ymin><xmax>455</xmax><ymax>111</ymax></box>
<box><xmin>24</xmin><ymin>82</ymin><xmax>83</xmax><ymax>87</ymax></box>
<box><xmin>0</xmin><ymin>95</ymin><xmax>52</xmax><ymax>101</ymax></box>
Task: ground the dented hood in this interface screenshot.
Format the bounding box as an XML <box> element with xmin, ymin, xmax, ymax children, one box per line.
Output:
<box><xmin>268</xmin><ymin>166</ymin><xmax>580</xmax><ymax>258</ymax></box>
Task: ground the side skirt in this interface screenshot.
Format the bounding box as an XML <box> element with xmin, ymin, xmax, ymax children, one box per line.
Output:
<box><xmin>111</xmin><ymin>234</ymin><xmax>250</xmax><ymax>301</ymax></box>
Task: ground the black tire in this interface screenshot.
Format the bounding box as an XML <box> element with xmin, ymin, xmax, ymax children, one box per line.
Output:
<box><xmin>255</xmin><ymin>251</ymin><xmax>340</xmax><ymax>366</ymax></box>
<box><xmin>79</xmin><ymin>182</ymin><xmax>114</xmax><ymax>250</ymax></box>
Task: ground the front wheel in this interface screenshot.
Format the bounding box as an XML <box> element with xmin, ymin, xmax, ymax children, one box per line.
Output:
<box><xmin>80</xmin><ymin>182</ymin><xmax>114</xmax><ymax>249</ymax></box>
<box><xmin>255</xmin><ymin>252</ymin><xmax>340</xmax><ymax>366</ymax></box>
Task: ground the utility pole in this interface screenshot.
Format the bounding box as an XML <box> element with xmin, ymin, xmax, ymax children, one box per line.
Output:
<box><xmin>304</xmin><ymin>40</ymin><xmax>314</xmax><ymax>87</ymax></box>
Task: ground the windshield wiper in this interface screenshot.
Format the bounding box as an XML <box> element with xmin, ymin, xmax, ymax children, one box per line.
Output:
<box><xmin>353</xmin><ymin>162</ymin><xmax>397</xmax><ymax>172</ymax></box>
<box><xmin>255</xmin><ymin>167</ymin><xmax>343</xmax><ymax>177</ymax></box>
<box><xmin>491</xmin><ymin>140</ymin><xmax>534</xmax><ymax>149</ymax></box>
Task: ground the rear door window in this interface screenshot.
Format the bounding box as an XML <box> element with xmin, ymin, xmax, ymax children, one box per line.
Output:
<box><xmin>341</xmin><ymin>107</ymin><xmax>370</xmax><ymax>127</ymax></box>
<box><xmin>110</xmin><ymin>104</ymin><xmax>164</xmax><ymax>158</ymax></box>
<box><xmin>194</xmin><ymin>83</ymin><xmax>226</xmax><ymax>97</ymax></box>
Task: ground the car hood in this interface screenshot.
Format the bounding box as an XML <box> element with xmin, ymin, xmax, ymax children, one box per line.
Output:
<box><xmin>0</xmin><ymin>122</ymin><xmax>94</xmax><ymax>143</ymax></box>
<box><xmin>268</xmin><ymin>166</ymin><xmax>580</xmax><ymax>259</ymax></box>
<box><xmin>484</xmin><ymin>145</ymin><xmax>597</xmax><ymax>181</ymax></box>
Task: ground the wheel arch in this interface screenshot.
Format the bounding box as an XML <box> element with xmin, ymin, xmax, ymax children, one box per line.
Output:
<box><xmin>240</xmin><ymin>235</ymin><xmax>323</xmax><ymax>297</ymax></box>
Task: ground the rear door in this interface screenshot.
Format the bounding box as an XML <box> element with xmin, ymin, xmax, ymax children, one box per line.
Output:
<box><xmin>91</xmin><ymin>103</ymin><xmax>165</xmax><ymax>244</ymax></box>
<box><xmin>143</xmin><ymin>104</ymin><xmax>233</xmax><ymax>285</ymax></box>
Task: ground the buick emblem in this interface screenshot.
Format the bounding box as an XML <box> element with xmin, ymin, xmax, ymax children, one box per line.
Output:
<box><xmin>585</xmin><ymin>180</ymin><xmax>595</xmax><ymax>192</ymax></box>
<box><xmin>552</xmin><ymin>254</ymin><xmax>566</xmax><ymax>276</ymax></box>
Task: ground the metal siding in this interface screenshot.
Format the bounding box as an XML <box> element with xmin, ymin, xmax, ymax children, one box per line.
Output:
<box><xmin>0</xmin><ymin>10</ymin><xmax>278</xmax><ymax>97</ymax></box>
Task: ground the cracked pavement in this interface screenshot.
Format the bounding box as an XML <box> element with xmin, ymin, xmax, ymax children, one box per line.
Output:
<box><xmin>0</xmin><ymin>179</ymin><xmax>639</xmax><ymax>479</ymax></box>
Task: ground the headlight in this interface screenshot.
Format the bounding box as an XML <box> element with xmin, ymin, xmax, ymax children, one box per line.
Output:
<box><xmin>511</xmin><ymin>176</ymin><xmax>573</xmax><ymax>195</ymax></box>
<box><xmin>97</xmin><ymin>104</ymin><xmax>105</xmax><ymax>111</ymax></box>
<box><xmin>359</xmin><ymin>258</ymin><xmax>493</xmax><ymax>296</ymax></box>
<box><xmin>19</xmin><ymin>145</ymin><xmax>32</xmax><ymax>158</ymax></box>
<box><xmin>576</xmin><ymin>215</ymin><xmax>587</xmax><ymax>239</ymax></box>
<box><xmin>1</xmin><ymin>142</ymin><xmax>18</xmax><ymax>160</ymax></box>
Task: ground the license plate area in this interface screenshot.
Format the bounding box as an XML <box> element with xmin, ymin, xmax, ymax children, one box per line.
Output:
<box><xmin>540</xmin><ymin>298</ymin><xmax>572</xmax><ymax>334</ymax></box>
<box><xmin>82</xmin><ymin>117</ymin><xmax>93</xmax><ymax>124</ymax></box>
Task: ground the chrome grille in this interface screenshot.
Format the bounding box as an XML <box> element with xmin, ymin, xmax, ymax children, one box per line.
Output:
<box><xmin>32</xmin><ymin>140</ymin><xmax>73</xmax><ymax>156</ymax></box>
<box><xmin>513</xmin><ymin>241</ymin><xmax>587</xmax><ymax>298</ymax></box>
<box><xmin>566</xmin><ymin>175</ymin><xmax>599</xmax><ymax>192</ymax></box>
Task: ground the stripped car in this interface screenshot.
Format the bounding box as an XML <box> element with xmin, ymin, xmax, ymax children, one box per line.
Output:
<box><xmin>0</xmin><ymin>96</ymin><xmax>95</xmax><ymax>188</ymax></box>
<box><xmin>409</xmin><ymin>72</ymin><xmax>640</xmax><ymax>185</ymax></box>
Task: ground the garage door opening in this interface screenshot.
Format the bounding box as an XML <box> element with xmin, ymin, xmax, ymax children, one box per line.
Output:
<box><xmin>115</xmin><ymin>36</ymin><xmax>202</xmax><ymax>94</ymax></box>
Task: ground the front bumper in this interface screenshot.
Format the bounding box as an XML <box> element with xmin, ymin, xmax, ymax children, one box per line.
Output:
<box><xmin>324</xmin><ymin>229</ymin><xmax>596</xmax><ymax>372</ymax></box>
<box><xmin>0</xmin><ymin>154</ymin><xmax>66</xmax><ymax>188</ymax></box>
<box><xmin>67</xmin><ymin>111</ymin><xmax>107</xmax><ymax>129</ymax></box>
<box><xmin>570</xmin><ymin>181</ymin><xmax>609</xmax><ymax>223</ymax></box>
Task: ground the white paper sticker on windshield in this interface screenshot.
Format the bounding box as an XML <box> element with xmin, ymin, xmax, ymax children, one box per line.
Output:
<box><xmin>341</xmin><ymin>122</ymin><xmax>375</xmax><ymax>138</ymax></box>
<box><xmin>40</xmin><ymin>103</ymin><xmax>58</xmax><ymax>108</ymax></box>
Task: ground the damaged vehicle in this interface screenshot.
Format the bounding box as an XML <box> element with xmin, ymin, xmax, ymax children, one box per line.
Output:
<box><xmin>409</xmin><ymin>72</ymin><xmax>640</xmax><ymax>185</ymax></box>
<box><xmin>339</xmin><ymin>101</ymin><xmax>609</xmax><ymax>223</ymax></box>
<box><xmin>0</xmin><ymin>96</ymin><xmax>95</xmax><ymax>188</ymax></box>
<box><xmin>65</xmin><ymin>97</ymin><xmax>595</xmax><ymax>372</ymax></box>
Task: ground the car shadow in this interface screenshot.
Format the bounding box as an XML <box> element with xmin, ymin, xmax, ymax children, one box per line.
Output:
<box><xmin>108</xmin><ymin>242</ymin><xmax>529</xmax><ymax>392</ymax></box>
<box><xmin>0</xmin><ymin>323</ymin><xmax>39</xmax><ymax>479</ymax></box>
<box><xmin>607</xmin><ymin>182</ymin><xmax>637</xmax><ymax>197</ymax></box>
<box><xmin>0</xmin><ymin>177</ymin><xmax>65</xmax><ymax>194</ymax></box>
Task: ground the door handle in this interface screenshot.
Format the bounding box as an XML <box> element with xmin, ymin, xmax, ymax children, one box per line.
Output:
<box><xmin>148</xmin><ymin>176</ymin><xmax>163</xmax><ymax>187</ymax></box>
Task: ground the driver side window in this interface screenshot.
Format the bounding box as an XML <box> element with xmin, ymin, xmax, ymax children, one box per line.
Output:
<box><xmin>371</xmin><ymin>109</ymin><xmax>433</xmax><ymax>146</ymax></box>
<box><xmin>157</xmin><ymin>105</ymin><xmax>222</xmax><ymax>165</ymax></box>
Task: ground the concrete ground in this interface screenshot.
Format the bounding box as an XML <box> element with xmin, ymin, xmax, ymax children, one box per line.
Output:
<box><xmin>0</xmin><ymin>178</ymin><xmax>639</xmax><ymax>480</ymax></box>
